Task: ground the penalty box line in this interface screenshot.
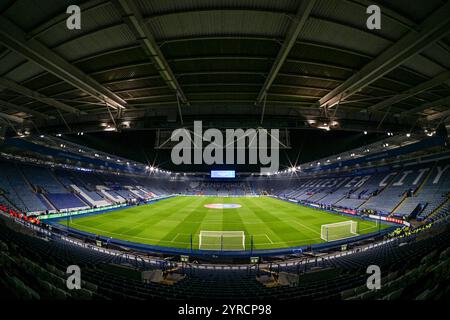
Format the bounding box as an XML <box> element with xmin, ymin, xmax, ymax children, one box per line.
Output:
<box><xmin>67</xmin><ymin>223</ymin><xmax>366</xmax><ymax>247</ymax></box>
<box><xmin>67</xmin><ymin>223</ymin><xmax>190</xmax><ymax>245</ymax></box>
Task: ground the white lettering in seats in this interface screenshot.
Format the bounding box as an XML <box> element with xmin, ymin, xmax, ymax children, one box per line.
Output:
<box><xmin>354</xmin><ymin>175</ymin><xmax>371</xmax><ymax>188</ymax></box>
<box><xmin>433</xmin><ymin>165</ymin><xmax>450</xmax><ymax>184</ymax></box>
<box><xmin>379</xmin><ymin>172</ymin><xmax>397</xmax><ymax>187</ymax></box>
<box><xmin>413</xmin><ymin>168</ymin><xmax>429</xmax><ymax>185</ymax></box>
<box><xmin>393</xmin><ymin>170</ymin><xmax>413</xmax><ymax>186</ymax></box>
<box><xmin>345</xmin><ymin>177</ymin><xmax>360</xmax><ymax>188</ymax></box>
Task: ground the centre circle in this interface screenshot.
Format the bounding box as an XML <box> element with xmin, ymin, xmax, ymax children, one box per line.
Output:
<box><xmin>204</xmin><ymin>203</ymin><xmax>242</xmax><ymax>209</ymax></box>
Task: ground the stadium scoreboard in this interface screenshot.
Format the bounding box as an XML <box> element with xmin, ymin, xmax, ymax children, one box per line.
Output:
<box><xmin>210</xmin><ymin>170</ymin><xmax>235</xmax><ymax>178</ymax></box>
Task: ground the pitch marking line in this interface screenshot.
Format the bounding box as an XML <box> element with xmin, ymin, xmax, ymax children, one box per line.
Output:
<box><xmin>66</xmin><ymin>222</ymin><xmax>379</xmax><ymax>247</ymax></box>
<box><xmin>264</xmin><ymin>234</ymin><xmax>273</xmax><ymax>244</ymax></box>
<box><xmin>290</xmin><ymin>219</ymin><xmax>322</xmax><ymax>236</ymax></box>
<box><xmin>171</xmin><ymin>233</ymin><xmax>181</xmax><ymax>242</ymax></box>
<box><xmin>68</xmin><ymin>223</ymin><xmax>187</xmax><ymax>245</ymax></box>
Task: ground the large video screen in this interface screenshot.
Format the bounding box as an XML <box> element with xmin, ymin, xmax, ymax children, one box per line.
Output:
<box><xmin>210</xmin><ymin>170</ymin><xmax>235</xmax><ymax>178</ymax></box>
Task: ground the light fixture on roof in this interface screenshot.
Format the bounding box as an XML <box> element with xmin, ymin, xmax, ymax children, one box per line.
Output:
<box><xmin>317</xmin><ymin>124</ymin><xmax>331</xmax><ymax>131</ymax></box>
<box><xmin>363</xmin><ymin>131</ymin><xmax>368</xmax><ymax>135</ymax></box>
<box><xmin>406</xmin><ymin>133</ymin><xmax>411</xmax><ymax>137</ymax></box>
<box><xmin>104</xmin><ymin>125</ymin><xmax>116</xmax><ymax>132</ymax></box>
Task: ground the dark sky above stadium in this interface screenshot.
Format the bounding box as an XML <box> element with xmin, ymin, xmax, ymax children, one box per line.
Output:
<box><xmin>66</xmin><ymin>129</ymin><xmax>384</xmax><ymax>172</ymax></box>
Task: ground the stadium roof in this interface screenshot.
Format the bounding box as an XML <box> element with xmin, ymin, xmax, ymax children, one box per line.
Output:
<box><xmin>0</xmin><ymin>0</ymin><xmax>449</xmax><ymax>136</ymax></box>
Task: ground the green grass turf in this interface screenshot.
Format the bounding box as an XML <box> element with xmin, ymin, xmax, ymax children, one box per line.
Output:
<box><xmin>57</xmin><ymin>196</ymin><xmax>388</xmax><ymax>250</ymax></box>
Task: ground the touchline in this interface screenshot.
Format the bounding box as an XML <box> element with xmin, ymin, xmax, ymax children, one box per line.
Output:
<box><xmin>170</xmin><ymin>121</ymin><xmax>280</xmax><ymax>174</ymax></box>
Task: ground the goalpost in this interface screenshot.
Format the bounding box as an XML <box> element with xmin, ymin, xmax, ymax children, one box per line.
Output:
<box><xmin>321</xmin><ymin>221</ymin><xmax>358</xmax><ymax>242</ymax></box>
<box><xmin>199</xmin><ymin>231</ymin><xmax>245</xmax><ymax>251</ymax></box>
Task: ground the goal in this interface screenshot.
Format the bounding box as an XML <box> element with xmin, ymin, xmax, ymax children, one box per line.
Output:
<box><xmin>321</xmin><ymin>221</ymin><xmax>358</xmax><ymax>242</ymax></box>
<box><xmin>199</xmin><ymin>231</ymin><xmax>245</xmax><ymax>251</ymax></box>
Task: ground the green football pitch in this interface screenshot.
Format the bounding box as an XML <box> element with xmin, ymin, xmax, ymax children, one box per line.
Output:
<box><xmin>58</xmin><ymin>196</ymin><xmax>386</xmax><ymax>250</ymax></box>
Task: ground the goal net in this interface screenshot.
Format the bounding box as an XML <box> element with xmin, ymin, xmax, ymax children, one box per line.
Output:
<box><xmin>321</xmin><ymin>221</ymin><xmax>358</xmax><ymax>242</ymax></box>
<box><xmin>199</xmin><ymin>231</ymin><xmax>245</xmax><ymax>251</ymax></box>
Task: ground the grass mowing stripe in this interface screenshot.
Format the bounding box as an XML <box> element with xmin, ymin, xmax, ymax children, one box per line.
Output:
<box><xmin>157</xmin><ymin>197</ymin><xmax>212</xmax><ymax>248</ymax></box>
<box><xmin>62</xmin><ymin>196</ymin><xmax>387</xmax><ymax>250</ymax></box>
<box><xmin>246</xmin><ymin>197</ymin><xmax>316</xmax><ymax>249</ymax></box>
<box><xmin>220</xmin><ymin>197</ymin><xmax>251</xmax><ymax>249</ymax></box>
<box><xmin>234</xmin><ymin>198</ymin><xmax>286</xmax><ymax>248</ymax></box>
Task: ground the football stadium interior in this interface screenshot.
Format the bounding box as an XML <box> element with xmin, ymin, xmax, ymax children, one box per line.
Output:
<box><xmin>0</xmin><ymin>0</ymin><xmax>449</xmax><ymax>303</ymax></box>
